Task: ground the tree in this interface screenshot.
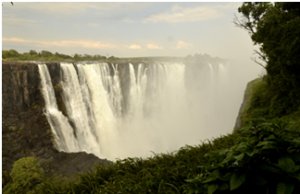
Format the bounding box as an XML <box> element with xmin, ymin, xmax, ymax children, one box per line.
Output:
<box><xmin>236</xmin><ymin>2</ymin><xmax>300</xmax><ymax>115</ymax></box>
<box><xmin>29</xmin><ymin>50</ymin><xmax>38</xmax><ymax>55</ymax></box>
<box><xmin>54</xmin><ymin>52</ymin><xmax>72</xmax><ymax>59</ymax></box>
<box><xmin>4</xmin><ymin>157</ymin><xmax>44</xmax><ymax>194</ymax></box>
<box><xmin>2</xmin><ymin>49</ymin><xmax>20</xmax><ymax>58</ymax></box>
<box><xmin>74</xmin><ymin>53</ymin><xmax>82</xmax><ymax>60</ymax></box>
<box><xmin>40</xmin><ymin>50</ymin><xmax>53</xmax><ymax>57</ymax></box>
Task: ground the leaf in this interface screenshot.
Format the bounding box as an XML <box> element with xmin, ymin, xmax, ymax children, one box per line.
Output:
<box><xmin>208</xmin><ymin>184</ymin><xmax>218</xmax><ymax>194</ymax></box>
<box><xmin>257</xmin><ymin>140</ymin><xmax>272</xmax><ymax>147</ymax></box>
<box><xmin>203</xmin><ymin>170</ymin><xmax>221</xmax><ymax>183</ymax></box>
<box><xmin>234</xmin><ymin>153</ymin><xmax>245</xmax><ymax>162</ymax></box>
<box><xmin>222</xmin><ymin>151</ymin><xmax>235</xmax><ymax>164</ymax></box>
<box><xmin>276</xmin><ymin>182</ymin><xmax>294</xmax><ymax>194</ymax></box>
<box><xmin>277</xmin><ymin>157</ymin><xmax>296</xmax><ymax>173</ymax></box>
<box><xmin>257</xmin><ymin>140</ymin><xmax>277</xmax><ymax>150</ymax></box>
<box><xmin>202</xmin><ymin>176</ymin><xmax>217</xmax><ymax>184</ymax></box>
<box><xmin>230</xmin><ymin>173</ymin><xmax>246</xmax><ymax>190</ymax></box>
<box><xmin>186</xmin><ymin>174</ymin><xmax>202</xmax><ymax>183</ymax></box>
<box><xmin>236</xmin><ymin>142</ymin><xmax>249</xmax><ymax>152</ymax></box>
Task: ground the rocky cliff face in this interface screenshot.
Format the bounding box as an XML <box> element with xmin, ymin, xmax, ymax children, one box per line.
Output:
<box><xmin>3</xmin><ymin>62</ymin><xmax>41</xmax><ymax>117</ymax></box>
<box><xmin>233</xmin><ymin>78</ymin><xmax>263</xmax><ymax>131</ymax></box>
<box><xmin>2</xmin><ymin>62</ymin><xmax>110</xmax><ymax>186</ymax></box>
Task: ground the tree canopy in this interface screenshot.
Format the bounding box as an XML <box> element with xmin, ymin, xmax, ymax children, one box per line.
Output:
<box><xmin>2</xmin><ymin>49</ymin><xmax>109</xmax><ymax>62</ymax></box>
<box><xmin>237</xmin><ymin>2</ymin><xmax>300</xmax><ymax>115</ymax></box>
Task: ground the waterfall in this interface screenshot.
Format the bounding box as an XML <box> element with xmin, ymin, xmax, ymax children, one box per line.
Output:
<box><xmin>76</xmin><ymin>63</ymin><xmax>118</xmax><ymax>158</ymax></box>
<box><xmin>128</xmin><ymin>63</ymin><xmax>148</xmax><ymax>118</ymax></box>
<box><xmin>60</xmin><ymin>63</ymin><xmax>101</xmax><ymax>156</ymax></box>
<box><xmin>38</xmin><ymin>64</ymin><xmax>79</xmax><ymax>152</ymax></box>
<box><xmin>39</xmin><ymin>61</ymin><xmax>230</xmax><ymax>159</ymax></box>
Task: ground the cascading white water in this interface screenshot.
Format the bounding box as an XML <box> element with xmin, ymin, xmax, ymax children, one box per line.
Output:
<box><xmin>128</xmin><ymin>63</ymin><xmax>148</xmax><ymax>118</ymax></box>
<box><xmin>38</xmin><ymin>64</ymin><xmax>79</xmax><ymax>152</ymax></box>
<box><xmin>76</xmin><ymin>63</ymin><xmax>119</xmax><ymax>158</ymax></box>
<box><xmin>39</xmin><ymin>61</ymin><xmax>231</xmax><ymax>160</ymax></box>
<box><xmin>60</xmin><ymin>63</ymin><xmax>101</xmax><ymax>156</ymax></box>
<box><xmin>98</xmin><ymin>63</ymin><xmax>123</xmax><ymax>117</ymax></box>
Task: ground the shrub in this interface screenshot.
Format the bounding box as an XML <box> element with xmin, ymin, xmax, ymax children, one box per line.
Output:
<box><xmin>4</xmin><ymin>157</ymin><xmax>44</xmax><ymax>194</ymax></box>
<box><xmin>187</xmin><ymin>122</ymin><xmax>300</xmax><ymax>194</ymax></box>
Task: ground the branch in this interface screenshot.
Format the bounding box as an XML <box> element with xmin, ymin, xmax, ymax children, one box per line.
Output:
<box><xmin>252</xmin><ymin>57</ymin><xmax>267</xmax><ymax>69</ymax></box>
<box><xmin>254</xmin><ymin>50</ymin><xmax>267</xmax><ymax>62</ymax></box>
<box><xmin>233</xmin><ymin>14</ymin><xmax>255</xmax><ymax>35</ymax></box>
<box><xmin>251</xmin><ymin>50</ymin><xmax>267</xmax><ymax>69</ymax></box>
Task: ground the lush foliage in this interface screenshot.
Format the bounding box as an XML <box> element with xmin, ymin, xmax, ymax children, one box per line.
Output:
<box><xmin>67</xmin><ymin>134</ymin><xmax>237</xmax><ymax>194</ymax></box>
<box><xmin>2</xmin><ymin>49</ymin><xmax>112</xmax><ymax>62</ymax></box>
<box><xmin>236</xmin><ymin>2</ymin><xmax>300</xmax><ymax>116</ymax></box>
<box><xmin>3</xmin><ymin>157</ymin><xmax>45</xmax><ymax>194</ymax></box>
<box><xmin>6</xmin><ymin>122</ymin><xmax>300</xmax><ymax>194</ymax></box>
<box><xmin>237</xmin><ymin>76</ymin><xmax>300</xmax><ymax>131</ymax></box>
<box><xmin>188</xmin><ymin>122</ymin><xmax>300</xmax><ymax>194</ymax></box>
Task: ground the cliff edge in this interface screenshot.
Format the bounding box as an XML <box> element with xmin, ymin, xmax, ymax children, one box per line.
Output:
<box><xmin>2</xmin><ymin>62</ymin><xmax>109</xmax><ymax>186</ymax></box>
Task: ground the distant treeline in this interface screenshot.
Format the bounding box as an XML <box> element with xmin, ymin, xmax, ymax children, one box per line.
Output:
<box><xmin>2</xmin><ymin>49</ymin><xmax>225</xmax><ymax>64</ymax></box>
<box><xmin>2</xmin><ymin>49</ymin><xmax>118</xmax><ymax>62</ymax></box>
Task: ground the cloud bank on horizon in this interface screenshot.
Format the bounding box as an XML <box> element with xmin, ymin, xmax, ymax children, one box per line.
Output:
<box><xmin>3</xmin><ymin>2</ymin><xmax>254</xmax><ymax>59</ymax></box>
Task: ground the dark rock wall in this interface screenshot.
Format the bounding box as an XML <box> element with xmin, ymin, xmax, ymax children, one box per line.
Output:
<box><xmin>2</xmin><ymin>63</ymin><xmax>42</xmax><ymax>118</ymax></box>
<box><xmin>2</xmin><ymin>62</ymin><xmax>108</xmax><ymax>187</ymax></box>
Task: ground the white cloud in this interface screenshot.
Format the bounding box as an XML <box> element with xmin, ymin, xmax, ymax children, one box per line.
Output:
<box><xmin>128</xmin><ymin>44</ymin><xmax>142</xmax><ymax>49</ymax></box>
<box><xmin>176</xmin><ymin>40</ymin><xmax>191</xmax><ymax>49</ymax></box>
<box><xmin>3</xmin><ymin>37</ymin><xmax>30</xmax><ymax>43</ymax></box>
<box><xmin>146</xmin><ymin>5</ymin><xmax>220</xmax><ymax>23</ymax></box>
<box><xmin>146</xmin><ymin>43</ymin><xmax>163</xmax><ymax>50</ymax></box>
<box><xmin>3</xmin><ymin>37</ymin><xmax>116</xmax><ymax>49</ymax></box>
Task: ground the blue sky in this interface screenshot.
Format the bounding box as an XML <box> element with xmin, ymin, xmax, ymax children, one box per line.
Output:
<box><xmin>2</xmin><ymin>2</ymin><xmax>255</xmax><ymax>59</ymax></box>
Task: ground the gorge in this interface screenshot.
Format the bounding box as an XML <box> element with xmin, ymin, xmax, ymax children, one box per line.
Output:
<box><xmin>38</xmin><ymin>60</ymin><xmax>229</xmax><ymax>159</ymax></box>
<box><xmin>2</xmin><ymin>55</ymin><xmax>259</xmax><ymax>181</ymax></box>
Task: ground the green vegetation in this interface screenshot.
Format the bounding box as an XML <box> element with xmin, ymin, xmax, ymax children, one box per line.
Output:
<box><xmin>190</xmin><ymin>122</ymin><xmax>300</xmax><ymax>194</ymax></box>
<box><xmin>5</xmin><ymin>124</ymin><xmax>300</xmax><ymax>194</ymax></box>
<box><xmin>3</xmin><ymin>157</ymin><xmax>45</xmax><ymax>194</ymax></box>
<box><xmin>2</xmin><ymin>49</ymin><xmax>109</xmax><ymax>62</ymax></box>
<box><xmin>236</xmin><ymin>2</ymin><xmax>300</xmax><ymax>116</ymax></box>
<box><xmin>3</xmin><ymin>2</ymin><xmax>300</xmax><ymax>193</ymax></box>
<box><xmin>237</xmin><ymin>77</ymin><xmax>300</xmax><ymax>130</ymax></box>
<box><xmin>2</xmin><ymin>49</ymin><xmax>185</xmax><ymax>63</ymax></box>
<box><xmin>235</xmin><ymin>2</ymin><xmax>300</xmax><ymax>128</ymax></box>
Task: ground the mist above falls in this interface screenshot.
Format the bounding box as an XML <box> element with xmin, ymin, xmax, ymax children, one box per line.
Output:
<box><xmin>38</xmin><ymin>55</ymin><xmax>262</xmax><ymax>160</ymax></box>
